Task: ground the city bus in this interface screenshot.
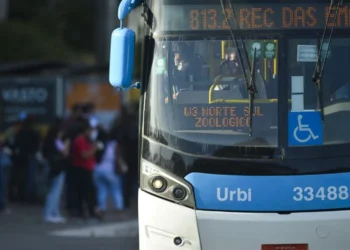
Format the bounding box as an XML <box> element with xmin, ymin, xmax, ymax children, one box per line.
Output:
<box><xmin>109</xmin><ymin>0</ymin><xmax>350</xmax><ymax>249</ymax></box>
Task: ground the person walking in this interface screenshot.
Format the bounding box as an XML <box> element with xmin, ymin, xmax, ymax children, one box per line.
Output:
<box><xmin>42</xmin><ymin>122</ymin><xmax>70</xmax><ymax>223</ymax></box>
<box><xmin>72</xmin><ymin>119</ymin><xmax>101</xmax><ymax>221</ymax></box>
<box><xmin>94</xmin><ymin>130</ymin><xmax>127</xmax><ymax>218</ymax></box>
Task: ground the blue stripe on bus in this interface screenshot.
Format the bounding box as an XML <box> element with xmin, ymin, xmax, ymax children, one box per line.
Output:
<box><xmin>185</xmin><ymin>172</ymin><xmax>350</xmax><ymax>211</ymax></box>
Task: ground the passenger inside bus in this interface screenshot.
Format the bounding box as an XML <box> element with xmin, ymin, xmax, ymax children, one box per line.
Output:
<box><xmin>164</xmin><ymin>42</ymin><xmax>203</xmax><ymax>103</ymax></box>
<box><xmin>219</xmin><ymin>48</ymin><xmax>242</xmax><ymax>75</ymax></box>
<box><xmin>213</xmin><ymin>48</ymin><xmax>245</xmax><ymax>98</ymax></box>
<box><xmin>213</xmin><ymin>47</ymin><xmax>268</xmax><ymax>100</ymax></box>
<box><xmin>170</xmin><ymin>42</ymin><xmax>206</xmax><ymax>98</ymax></box>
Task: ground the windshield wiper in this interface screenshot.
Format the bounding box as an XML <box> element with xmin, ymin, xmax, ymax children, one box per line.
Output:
<box><xmin>219</xmin><ymin>0</ymin><xmax>249</xmax><ymax>86</ymax></box>
<box><xmin>249</xmin><ymin>48</ymin><xmax>257</xmax><ymax>136</ymax></box>
<box><xmin>219</xmin><ymin>0</ymin><xmax>257</xmax><ymax>136</ymax></box>
<box><xmin>312</xmin><ymin>0</ymin><xmax>343</xmax><ymax>122</ymax></box>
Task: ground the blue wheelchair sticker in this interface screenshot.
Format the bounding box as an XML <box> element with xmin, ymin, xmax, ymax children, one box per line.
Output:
<box><xmin>288</xmin><ymin>111</ymin><xmax>323</xmax><ymax>146</ymax></box>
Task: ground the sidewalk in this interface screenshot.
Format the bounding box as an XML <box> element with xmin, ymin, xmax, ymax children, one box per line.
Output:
<box><xmin>0</xmin><ymin>203</ymin><xmax>139</xmax><ymax>250</ymax></box>
<box><xmin>0</xmin><ymin>201</ymin><xmax>138</xmax><ymax>235</ymax></box>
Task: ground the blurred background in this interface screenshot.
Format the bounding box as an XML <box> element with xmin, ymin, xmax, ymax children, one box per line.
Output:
<box><xmin>0</xmin><ymin>1</ymin><xmax>140</xmax><ymax>249</ymax></box>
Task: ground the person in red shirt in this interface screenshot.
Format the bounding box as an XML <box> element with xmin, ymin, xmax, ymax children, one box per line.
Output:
<box><xmin>72</xmin><ymin>119</ymin><xmax>100</xmax><ymax>220</ymax></box>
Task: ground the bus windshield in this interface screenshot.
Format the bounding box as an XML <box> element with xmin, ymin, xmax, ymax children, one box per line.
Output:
<box><xmin>143</xmin><ymin>0</ymin><xmax>350</xmax><ymax>158</ymax></box>
<box><xmin>143</xmin><ymin>38</ymin><xmax>279</xmax><ymax>157</ymax></box>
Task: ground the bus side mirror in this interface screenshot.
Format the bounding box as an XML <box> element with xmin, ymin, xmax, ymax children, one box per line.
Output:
<box><xmin>109</xmin><ymin>27</ymin><xmax>135</xmax><ymax>89</ymax></box>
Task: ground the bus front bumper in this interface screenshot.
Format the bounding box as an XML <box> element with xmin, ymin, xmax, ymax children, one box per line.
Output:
<box><xmin>138</xmin><ymin>189</ymin><xmax>350</xmax><ymax>250</ymax></box>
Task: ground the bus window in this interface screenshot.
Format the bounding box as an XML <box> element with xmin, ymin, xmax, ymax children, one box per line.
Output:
<box><xmin>288</xmin><ymin>38</ymin><xmax>350</xmax><ymax>145</ymax></box>
<box><xmin>157</xmin><ymin>40</ymin><xmax>277</xmax><ymax>104</ymax></box>
<box><xmin>145</xmin><ymin>38</ymin><xmax>279</xmax><ymax>152</ymax></box>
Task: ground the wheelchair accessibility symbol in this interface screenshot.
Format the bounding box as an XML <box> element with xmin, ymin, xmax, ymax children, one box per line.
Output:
<box><xmin>288</xmin><ymin>111</ymin><xmax>323</xmax><ymax>146</ymax></box>
<box><xmin>294</xmin><ymin>115</ymin><xmax>319</xmax><ymax>143</ymax></box>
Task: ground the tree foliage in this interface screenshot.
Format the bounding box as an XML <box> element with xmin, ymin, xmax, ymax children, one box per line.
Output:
<box><xmin>0</xmin><ymin>21</ymin><xmax>78</xmax><ymax>61</ymax></box>
<box><xmin>3</xmin><ymin>0</ymin><xmax>95</xmax><ymax>62</ymax></box>
<box><xmin>54</xmin><ymin>0</ymin><xmax>95</xmax><ymax>52</ymax></box>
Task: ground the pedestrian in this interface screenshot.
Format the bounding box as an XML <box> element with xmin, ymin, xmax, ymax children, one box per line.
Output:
<box><xmin>94</xmin><ymin>129</ymin><xmax>127</xmax><ymax>218</ymax></box>
<box><xmin>13</xmin><ymin>115</ymin><xmax>41</xmax><ymax>203</ymax></box>
<box><xmin>42</xmin><ymin>122</ymin><xmax>70</xmax><ymax>223</ymax></box>
<box><xmin>112</xmin><ymin>105</ymin><xmax>138</xmax><ymax>208</ymax></box>
<box><xmin>0</xmin><ymin>138</ymin><xmax>13</xmax><ymax>214</ymax></box>
<box><xmin>72</xmin><ymin>118</ymin><xmax>101</xmax><ymax>221</ymax></box>
<box><xmin>62</xmin><ymin>104</ymin><xmax>84</xmax><ymax>217</ymax></box>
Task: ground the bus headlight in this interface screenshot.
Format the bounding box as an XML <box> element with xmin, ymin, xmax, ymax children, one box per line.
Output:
<box><xmin>172</xmin><ymin>186</ymin><xmax>187</xmax><ymax>201</ymax></box>
<box><xmin>150</xmin><ymin>176</ymin><xmax>167</xmax><ymax>192</ymax></box>
<box><xmin>140</xmin><ymin>160</ymin><xmax>195</xmax><ymax>209</ymax></box>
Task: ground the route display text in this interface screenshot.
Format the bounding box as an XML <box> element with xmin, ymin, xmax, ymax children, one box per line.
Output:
<box><xmin>174</xmin><ymin>103</ymin><xmax>277</xmax><ymax>130</ymax></box>
<box><xmin>162</xmin><ymin>3</ymin><xmax>350</xmax><ymax>31</ymax></box>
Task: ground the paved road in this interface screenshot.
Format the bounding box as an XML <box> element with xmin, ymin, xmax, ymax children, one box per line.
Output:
<box><xmin>0</xmin><ymin>204</ymin><xmax>139</xmax><ymax>250</ymax></box>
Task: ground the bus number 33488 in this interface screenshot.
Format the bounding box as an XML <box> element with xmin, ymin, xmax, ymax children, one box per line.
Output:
<box><xmin>293</xmin><ymin>186</ymin><xmax>349</xmax><ymax>201</ymax></box>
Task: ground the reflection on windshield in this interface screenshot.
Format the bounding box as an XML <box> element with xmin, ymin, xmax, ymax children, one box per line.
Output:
<box><xmin>144</xmin><ymin>38</ymin><xmax>279</xmax><ymax>157</ymax></box>
<box><xmin>331</xmin><ymin>83</ymin><xmax>350</xmax><ymax>102</ymax></box>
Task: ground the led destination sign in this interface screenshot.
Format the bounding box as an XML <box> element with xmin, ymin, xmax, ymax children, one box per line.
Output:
<box><xmin>174</xmin><ymin>103</ymin><xmax>277</xmax><ymax>131</ymax></box>
<box><xmin>162</xmin><ymin>3</ymin><xmax>350</xmax><ymax>31</ymax></box>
